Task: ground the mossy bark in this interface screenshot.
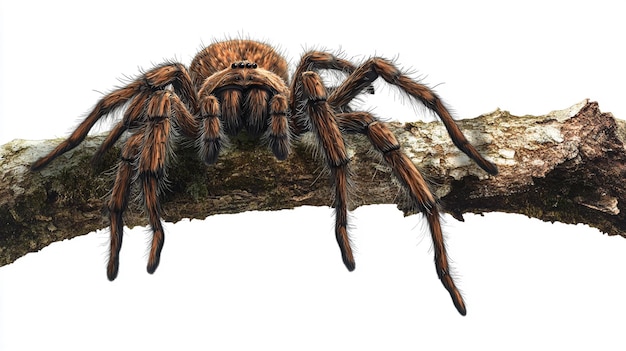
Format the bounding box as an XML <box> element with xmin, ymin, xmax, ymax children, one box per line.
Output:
<box><xmin>1</xmin><ymin>100</ymin><xmax>624</xmax><ymax>266</ymax></box>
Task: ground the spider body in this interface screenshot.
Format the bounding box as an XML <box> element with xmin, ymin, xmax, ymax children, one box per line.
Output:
<box><xmin>31</xmin><ymin>39</ymin><xmax>498</xmax><ymax>315</ymax></box>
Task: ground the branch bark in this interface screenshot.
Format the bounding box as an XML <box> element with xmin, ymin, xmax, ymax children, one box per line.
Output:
<box><xmin>2</xmin><ymin>100</ymin><xmax>624</xmax><ymax>266</ymax></box>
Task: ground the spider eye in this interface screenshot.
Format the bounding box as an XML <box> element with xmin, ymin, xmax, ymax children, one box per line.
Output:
<box><xmin>238</xmin><ymin>62</ymin><xmax>245</xmax><ymax>68</ymax></box>
<box><xmin>231</xmin><ymin>63</ymin><xmax>237</xmax><ymax>69</ymax></box>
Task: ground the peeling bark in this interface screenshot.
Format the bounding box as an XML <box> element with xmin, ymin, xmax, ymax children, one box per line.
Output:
<box><xmin>1</xmin><ymin>100</ymin><xmax>624</xmax><ymax>266</ymax></box>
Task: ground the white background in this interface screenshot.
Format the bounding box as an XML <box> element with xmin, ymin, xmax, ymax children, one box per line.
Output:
<box><xmin>1</xmin><ymin>1</ymin><xmax>625</xmax><ymax>350</ymax></box>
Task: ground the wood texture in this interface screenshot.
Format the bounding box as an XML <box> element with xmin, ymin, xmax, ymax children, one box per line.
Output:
<box><xmin>1</xmin><ymin>100</ymin><xmax>624</xmax><ymax>266</ymax></box>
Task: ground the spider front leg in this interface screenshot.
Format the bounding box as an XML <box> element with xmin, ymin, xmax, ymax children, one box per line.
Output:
<box><xmin>301</xmin><ymin>71</ymin><xmax>355</xmax><ymax>271</ymax></box>
<box><xmin>337</xmin><ymin>111</ymin><xmax>467</xmax><ymax>315</ymax></box>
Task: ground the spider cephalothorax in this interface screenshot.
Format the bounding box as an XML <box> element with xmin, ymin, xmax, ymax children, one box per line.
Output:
<box><xmin>31</xmin><ymin>39</ymin><xmax>497</xmax><ymax>315</ymax></box>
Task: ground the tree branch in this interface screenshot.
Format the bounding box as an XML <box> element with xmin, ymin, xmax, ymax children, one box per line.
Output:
<box><xmin>2</xmin><ymin>100</ymin><xmax>624</xmax><ymax>266</ymax></box>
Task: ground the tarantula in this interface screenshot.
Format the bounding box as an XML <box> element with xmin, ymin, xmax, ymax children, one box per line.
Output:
<box><xmin>31</xmin><ymin>39</ymin><xmax>497</xmax><ymax>315</ymax></box>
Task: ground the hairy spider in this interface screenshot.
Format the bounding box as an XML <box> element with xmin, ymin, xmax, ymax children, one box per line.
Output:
<box><xmin>31</xmin><ymin>39</ymin><xmax>497</xmax><ymax>315</ymax></box>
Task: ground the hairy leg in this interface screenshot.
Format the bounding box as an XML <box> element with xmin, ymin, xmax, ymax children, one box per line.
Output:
<box><xmin>30</xmin><ymin>82</ymin><xmax>141</xmax><ymax>171</ymax></box>
<box><xmin>301</xmin><ymin>71</ymin><xmax>354</xmax><ymax>270</ymax></box>
<box><xmin>289</xmin><ymin>51</ymin><xmax>365</xmax><ymax>135</ymax></box>
<box><xmin>92</xmin><ymin>90</ymin><xmax>151</xmax><ymax>166</ymax></box>
<box><xmin>138</xmin><ymin>90</ymin><xmax>174</xmax><ymax>274</ymax></box>
<box><xmin>107</xmin><ymin>132</ymin><xmax>143</xmax><ymax>281</ymax></box>
<box><xmin>31</xmin><ymin>62</ymin><xmax>197</xmax><ymax>171</ymax></box>
<box><xmin>328</xmin><ymin>57</ymin><xmax>498</xmax><ymax>175</ymax></box>
<box><xmin>337</xmin><ymin>111</ymin><xmax>467</xmax><ymax>315</ymax></box>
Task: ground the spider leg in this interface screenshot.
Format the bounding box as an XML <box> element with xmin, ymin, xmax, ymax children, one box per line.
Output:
<box><xmin>291</xmin><ymin>51</ymin><xmax>359</xmax><ymax>107</ymax></box>
<box><xmin>336</xmin><ymin>111</ymin><xmax>467</xmax><ymax>315</ymax></box>
<box><xmin>301</xmin><ymin>71</ymin><xmax>354</xmax><ymax>271</ymax></box>
<box><xmin>94</xmin><ymin>89</ymin><xmax>197</xmax><ymax>167</ymax></box>
<box><xmin>91</xmin><ymin>90</ymin><xmax>151</xmax><ymax>166</ymax></box>
<box><xmin>328</xmin><ymin>57</ymin><xmax>498</xmax><ymax>176</ymax></box>
<box><xmin>109</xmin><ymin>87</ymin><xmax>195</xmax><ymax>278</ymax></box>
<box><xmin>107</xmin><ymin>132</ymin><xmax>143</xmax><ymax>280</ymax></box>
<box><xmin>290</xmin><ymin>51</ymin><xmax>372</xmax><ymax>135</ymax></box>
<box><xmin>169</xmin><ymin>92</ymin><xmax>199</xmax><ymax>139</ymax></box>
<box><xmin>144</xmin><ymin>62</ymin><xmax>198</xmax><ymax>113</ymax></box>
<box><xmin>30</xmin><ymin>82</ymin><xmax>142</xmax><ymax>171</ymax></box>
<box><xmin>138</xmin><ymin>90</ymin><xmax>175</xmax><ymax>274</ymax></box>
<box><xmin>31</xmin><ymin>62</ymin><xmax>196</xmax><ymax>171</ymax></box>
